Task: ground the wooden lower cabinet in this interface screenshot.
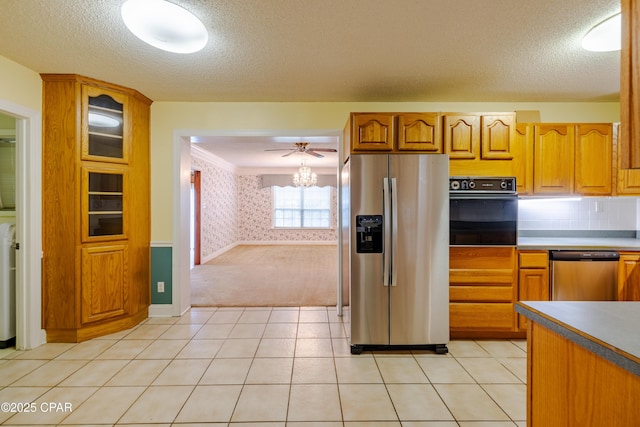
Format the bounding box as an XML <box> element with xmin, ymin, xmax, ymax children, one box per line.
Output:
<box><xmin>527</xmin><ymin>322</ymin><xmax>640</xmax><ymax>426</ymax></box>
<box><xmin>517</xmin><ymin>251</ymin><xmax>549</xmax><ymax>331</ymax></box>
<box><xmin>449</xmin><ymin>246</ymin><xmax>522</xmax><ymax>338</ymax></box>
<box><xmin>81</xmin><ymin>244</ymin><xmax>128</xmax><ymax>324</ymax></box>
<box><xmin>618</xmin><ymin>252</ymin><xmax>640</xmax><ymax>301</ymax></box>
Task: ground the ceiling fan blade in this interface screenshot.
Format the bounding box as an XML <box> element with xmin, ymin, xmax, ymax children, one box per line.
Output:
<box><xmin>282</xmin><ymin>150</ymin><xmax>298</xmax><ymax>157</ymax></box>
<box><xmin>308</xmin><ymin>148</ymin><xmax>337</xmax><ymax>152</ymax></box>
<box><xmin>305</xmin><ymin>150</ymin><xmax>325</xmax><ymax>158</ymax></box>
<box><xmin>265</xmin><ymin>148</ymin><xmax>295</xmax><ymax>151</ymax></box>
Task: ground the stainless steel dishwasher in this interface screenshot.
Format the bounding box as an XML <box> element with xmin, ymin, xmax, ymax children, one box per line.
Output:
<box><xmin>550</xmin><ymin>250</ymin><xmax>619</xmax><ymax>301</ymax></box>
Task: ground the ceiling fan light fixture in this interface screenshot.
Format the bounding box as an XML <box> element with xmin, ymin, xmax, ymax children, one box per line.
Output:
<box><xmin>582</xmin><ymin>12</ymin><xmax>621</xmax><ymax>52</ymax></box>
<box><xmin>121</xmin><ymin>0</ymin><xmax>208</xmax><ymax>54</ymax></box>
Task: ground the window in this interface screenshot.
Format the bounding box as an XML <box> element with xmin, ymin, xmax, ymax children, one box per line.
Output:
<box><xmin>273</xmin><ymin>186</ymin><xmax>331</xmax><ymax>228</ymax></box>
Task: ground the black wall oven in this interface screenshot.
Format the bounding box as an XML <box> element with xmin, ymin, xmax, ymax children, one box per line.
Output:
<box><xmin>449</xmin><ymin>177</ymin><xmax>518</xmax><ymax>246</ymax></box>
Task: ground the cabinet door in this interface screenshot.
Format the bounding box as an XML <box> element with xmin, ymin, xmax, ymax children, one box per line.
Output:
<box><xmin>513</xmin><ymin>123</ymin><xmax>533</xmax><ymax>195</ymax></box>
<box><xmin>533</xmin><ymin>124</ymin><xmax>575</xmax><ymax>194</ymax></box>
<box><xmin>575</xmin><ymin>124</ymin><xmax>612</xmax><ymax>195</ymax></box>
<box><xmin>617</xmin><ymin>169</ymin><xmax>640</xmax><ymax>195</ymax></box>
<box><xmin>397</xmin><ymin>113</ymin><xmax>442</xmax><ymax>152</ymax></box>
<box><xmin>481</xmin><ymin>114</ymin><xmax>515</xmax><ymax>160</ymax></box>
<box><xmin>81</xmin><ymin>85</ymin><xmax>130</xmax><ymax>164</ymax></box>
<box><xmin>82</xmin><ymin>166</ymin><xmax>128</xmax><ymax>242</ymax></box>
<box><xmin>618</xmin><ymin>253</ymin><xmax>640</xmax><ymax>301</ymax></box>
<box><xmin>518</xmin><ymin>268</ymin><xmax>549</xmax><ymax>330</ymax></box>
<box><xmin>351</xmin><ymin>113</ymin><xmax>395</xmax><ymax>151</ymax></box>
<box><xmin>443</xmin><ymin>114</ymin><xmax>480</xmax><ymax>159</ymax></box>
<box><xmin>81</xmin><ymin>244</ymin><xmax>128</xmax><ymax>324</ymax></box>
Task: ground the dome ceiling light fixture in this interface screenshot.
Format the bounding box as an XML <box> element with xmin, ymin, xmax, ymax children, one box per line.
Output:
<box><xmin>121</xmin><ymin>0</ymin><xmax>208</xmax><ymax>54</ymax></box>
<box><xmin>582</xmin><ymin>12</ymin><xmax>621</xmax><ymax>52</ymax></box>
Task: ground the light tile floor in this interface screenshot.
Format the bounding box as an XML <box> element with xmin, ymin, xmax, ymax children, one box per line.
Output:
<box><xmin>0</xmin><ymin>306</ymin><xmax>527</xmax><ymax>426</ymax></box>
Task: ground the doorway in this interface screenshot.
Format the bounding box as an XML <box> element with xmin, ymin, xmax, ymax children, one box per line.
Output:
<box><xmin>173</xmin><ymin>130</ymin><xmax>345</xmax><ymax>315</ymax></box>
<box><xmin>0</xmin><ymin>113</ymin><xmax>16</xmax><ymax>350</ymax></box>
<box><xmin>0</xmin><ymin>99</ymin><xmax>44</xmax><ymax>350</ymax></box>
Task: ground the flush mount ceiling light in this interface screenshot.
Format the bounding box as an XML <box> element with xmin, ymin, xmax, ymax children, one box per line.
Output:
<box><xmin>121</xmin><ymin>0</ymin><xmax>208</xmax><ymax>54</ymax></box>
<box><xmin>582</xmin><ymin>12</ymin><xmax>621</xmax><ymax>52</ymax></box>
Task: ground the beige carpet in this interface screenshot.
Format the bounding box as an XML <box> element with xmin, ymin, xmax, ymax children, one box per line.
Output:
<box><xmin>190</xmin><ymin>244</ymin><xmax>343</xmax><ymax>307</ymax></box>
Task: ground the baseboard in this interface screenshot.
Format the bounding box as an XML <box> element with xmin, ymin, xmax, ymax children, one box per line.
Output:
<box><xmin>148</xmin><ymin>304</ymin><xmax>175</xmax><ymax>317</ymax></box>
<box><xmin>201</xmin><ymin>242</ymin><xmax>239</xmax><ymax>264</ymax></box>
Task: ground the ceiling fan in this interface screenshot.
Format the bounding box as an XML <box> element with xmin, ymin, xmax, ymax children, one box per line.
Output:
<box><xmin>265</xmin><ymin>142</ymin><xmax>337</xmax><ymax>158</ymax></box>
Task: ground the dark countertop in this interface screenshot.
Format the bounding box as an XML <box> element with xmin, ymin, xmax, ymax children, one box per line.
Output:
<box><xmin>515</xmin><ymin>301</ymin><xmax>640</xmax><ymax>377</ymax></box>
<box><xmin>517</xmin><ymin>237</ymin><xmax>640</xmax><ymax>250</ymax></box>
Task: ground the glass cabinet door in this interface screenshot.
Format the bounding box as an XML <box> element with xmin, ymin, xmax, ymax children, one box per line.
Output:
<box><xmin>82</xmin><ymin>85</ymin><xmax>129</xmax><ymax>163</ymax></box>
<box><xmin>82</xmin><ymin>167</ymin><xmax>128</xmax><ymax>241</ymax></box>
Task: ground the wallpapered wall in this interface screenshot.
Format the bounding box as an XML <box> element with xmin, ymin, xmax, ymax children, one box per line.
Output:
<box><xmin>193</xmin><ymin>151</ymin><xmax>338</xmax><ymax>262</ymax></box>
<box><xmin>191</xmin><ymin>155</ymin><xmax>239</xmax><ymax>260</ymax></box>
<box><xmin>238</xmin><ymin>175</ymin><xmax>338</xmax><ymax>243</ymax></box>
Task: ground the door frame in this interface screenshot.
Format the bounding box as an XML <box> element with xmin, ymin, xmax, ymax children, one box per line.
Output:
<box><xmin>0</xmin><ymin>99</ymin><xmax>45</xmax><ymax>349</ymax></box>
<box><xmin>190</xmin><ymin>169</ymin><xmax>201</xmax><ymax>266</ymax></box>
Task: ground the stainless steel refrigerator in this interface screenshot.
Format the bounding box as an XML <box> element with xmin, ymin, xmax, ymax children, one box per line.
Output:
<box><xmin>341</xmin><ymin>153</ymin><xmax>449</xmax><ymax>354</ymax></box>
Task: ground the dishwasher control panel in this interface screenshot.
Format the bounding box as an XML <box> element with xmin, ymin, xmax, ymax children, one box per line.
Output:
<box><xmin>550</xmin><ymin>251</ymin><xmax>620</xmax><ymax>261</ymax></box>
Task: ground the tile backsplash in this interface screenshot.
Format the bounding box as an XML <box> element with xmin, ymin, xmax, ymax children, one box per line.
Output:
<box><xmin>518</xmin><ymin>197</ymin><xmax>639</xmax><ymax>233</ymax></box>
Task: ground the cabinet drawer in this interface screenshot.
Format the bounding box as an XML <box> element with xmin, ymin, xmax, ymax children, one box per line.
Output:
<box><xmin>450</xmin><ymin>303</ymin><xmax>515</xmax><ymax>330</ymax></box>
<box><xmin>450</xmin><ymin>286</ymin><xmax>513</xmax><ymax>302</ymax></box>
<box><xmin>519</xmin><ymin>251</ymin><xmax>549</xmax><ymax>268</ymax></box>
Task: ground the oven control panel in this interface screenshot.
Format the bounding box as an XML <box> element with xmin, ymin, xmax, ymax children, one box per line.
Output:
<box><xmin>449</xmin><ymin>177</ymin><xmax>516</xmax><ymax>193</ymax></box>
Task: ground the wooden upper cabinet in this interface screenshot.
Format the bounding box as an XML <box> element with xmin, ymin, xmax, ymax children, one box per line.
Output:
<box><xmin>619</xmin><ymin>0</ymin><xmax>640</xmax><ymax>169</ymax></box>
<box><xmin>575</xmin><ymin>124</ymin><xmax>612</xmax><ymax>195</ymax></box>
<box><xmin>533</xmin><ymin>124</ymin><xmax>575</xmax><ymax>194</ymax></box>
<box><xmin>443</xmin><ymin>114</ymin><xmax>480</xmax><ymax>159</ymax></box>
<box><xmin>481</xmin><ymin>114</ymin><xmax>515</xmax><ymax>160</ymax></box>
<box><xmin>351</xmin><ymin>113</ymin><xmax>395</xmax><ymax>151</ymax></box>
<box><xmin>397</xmin><ymin>113</ymin><xmax>442</xmax><ymax>152</ymax></box>
<box><xmin>81</xmin><ymin>85</ymin><xmax>130</xmax><ymax>164</ymax></box>
<box><xmin>348</xmin><ymin>112</ymin><xmax>443</xmax><ymax>153</ymax></box>
<box><xmin>81</xmin><ymin>165</ymin><xmax>128</xmax><ymax>243</ymax></box>
<box><xmin>443</xmin><ymin>112</ymin><xmax>515</xmax><ymax>161</ymax></box>
<box><xmin>513</xmin><ymin>123</ymin><xmax>533</xmax><ymax>195</ymax></box>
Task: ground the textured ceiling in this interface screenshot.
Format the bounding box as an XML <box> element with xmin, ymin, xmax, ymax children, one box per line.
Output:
<box><xmin>0</xmin><ymin>0</ymin><xmax>621</xmax><ymax>169</ymax></box>
<box><xmin>0</xmin><ymin>0</ymin><xmax>621</xmax><ymax>103</ymax></box>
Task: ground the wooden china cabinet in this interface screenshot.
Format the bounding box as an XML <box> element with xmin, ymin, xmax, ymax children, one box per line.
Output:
<box><xmin>41</xmin><ymin>74</ymin><xmax>151</xmax><ymax>342</ymax></box>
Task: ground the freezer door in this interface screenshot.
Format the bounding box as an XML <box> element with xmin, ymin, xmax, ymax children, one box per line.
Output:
<box><xmin>389</xmin><ymin>154</ymin><xmax>450</xmax><ymax>345</ymax></box>
<box><xmin>349</xmin><ymin>154</ymin><xmax>389</xmax><ymax>345</ymax></box>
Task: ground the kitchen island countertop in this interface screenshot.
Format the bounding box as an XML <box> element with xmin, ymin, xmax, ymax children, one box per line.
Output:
<box><xmin>516</xmin><ymin>301</ymin><xmax>640</xmax><ymax>425</ymax></box>
<box><xmin>515</xmin><ymin>301</ymin><xmax>640</xmax><ymax>376</ymax></box>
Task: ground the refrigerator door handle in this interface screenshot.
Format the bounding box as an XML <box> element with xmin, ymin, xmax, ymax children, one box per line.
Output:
<box><xmin>383</xmin><ymin>177</ymin><xmax>391</xmax><ymax>287</ymax></box>
<box><xmin>390</xmin><ymin>177</ymin><xmax>398</xmax><ymax>287</ymax></box>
